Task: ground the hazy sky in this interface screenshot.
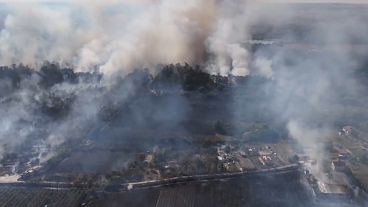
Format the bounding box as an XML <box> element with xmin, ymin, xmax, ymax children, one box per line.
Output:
<box><xmin>0</xmin><ymin>0</ymin><xmax>367</xmax><ymax>3</ymax></box>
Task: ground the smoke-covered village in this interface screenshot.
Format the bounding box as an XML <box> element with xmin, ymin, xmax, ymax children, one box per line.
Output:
<box><xmin>0</xmin><ymin>0</ymin><xmax>367</xmax><ymax>207</ymax></box>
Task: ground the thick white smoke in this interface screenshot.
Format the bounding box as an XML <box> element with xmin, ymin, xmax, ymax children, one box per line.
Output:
<box><xmin>0</xmin><ymin>0</ymin><xmax>258</xmax><ymax>76</ymax></box>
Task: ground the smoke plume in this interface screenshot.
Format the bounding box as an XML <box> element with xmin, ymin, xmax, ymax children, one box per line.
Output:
<box><xmin>0</xmin><ymin>0</ymin><xmax>286</xmax><ymax>77</ymax></box>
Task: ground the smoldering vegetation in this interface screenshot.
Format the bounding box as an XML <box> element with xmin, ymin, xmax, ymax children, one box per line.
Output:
<box><xmin>1</xmin><ymin>47</ymin><xmax>368</xmax><ymax>179</ymax></box>
<box><xmin>0</xmin><ymin>1</ymin><xmax>368</xmax><ymax>206</ymax></box>
<box><xmin>0</xmin><ymin>62</ymin><xmax>234</xmax><ymax>176</ymax></box>
<box><xmin>0</xmin><ymin>2</ymin><xmax>367</xmax><ymax>172</ymax></box>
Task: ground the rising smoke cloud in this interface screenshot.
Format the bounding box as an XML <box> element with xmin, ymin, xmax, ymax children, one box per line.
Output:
<box><xmin>0</xmin><ymin>0</ymin><xmax>250</xmax><ymax>76</ymax></box>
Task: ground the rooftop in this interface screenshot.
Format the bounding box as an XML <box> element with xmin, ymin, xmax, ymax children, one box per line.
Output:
<box><xmin>317</xmin><ymin>182</ymin><xmax>349</xmax><ymax>194</ymax></box>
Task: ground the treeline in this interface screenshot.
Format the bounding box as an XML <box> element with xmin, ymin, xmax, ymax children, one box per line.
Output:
<box><xmin>0</xmin><ymin>62</ymin><xmax>102</xmax><ymax>91</ymax></box>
